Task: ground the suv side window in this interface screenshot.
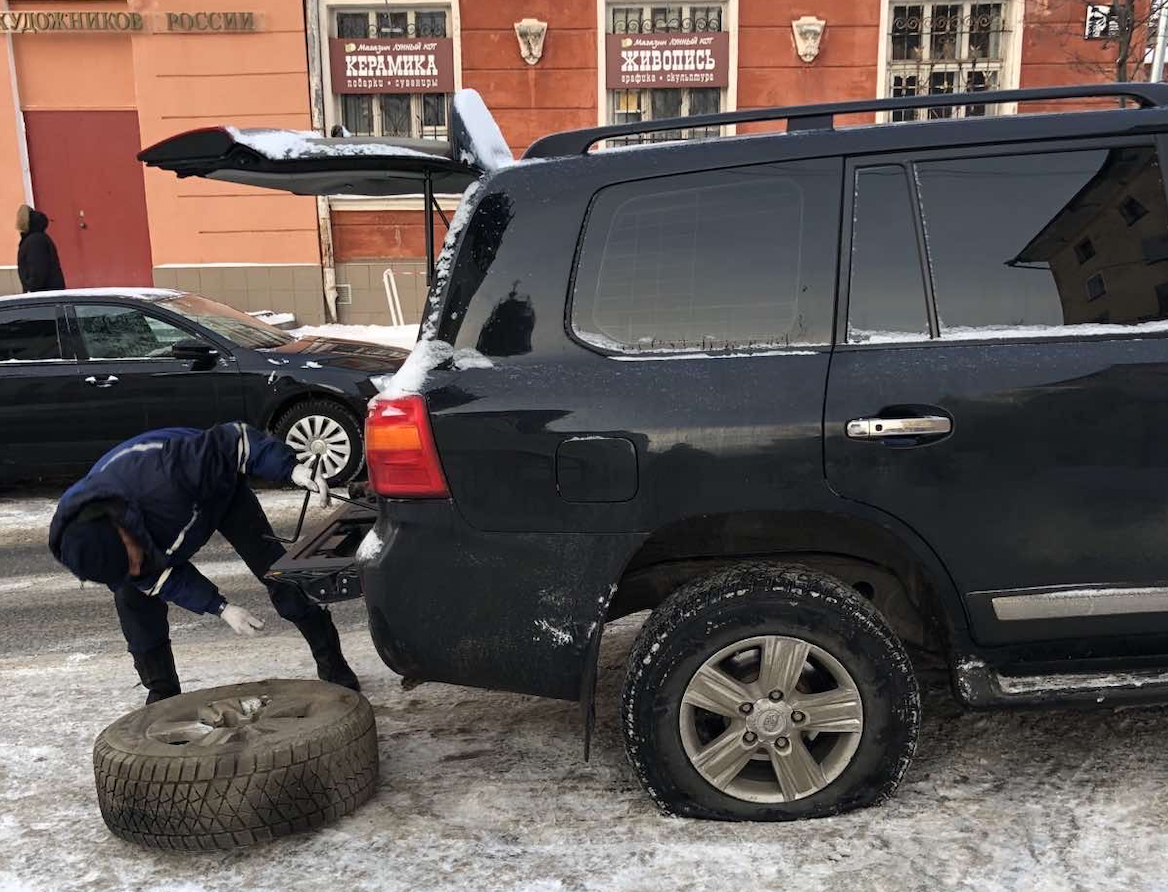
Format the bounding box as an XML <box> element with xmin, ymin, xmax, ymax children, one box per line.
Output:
<box><xmin>571</xmin><ymin>159</ymin><xmax>840</xmax><ymax>354</ymax></box>
<box><xmin>848</xmin><ymin>165</ymin><xmax>930</xmax><ymax>343</ymax></box>
<box><xmin>0</xmin><ymin>305</ymin><xmax>64</xmax><ymax>361</ymax></box>
<box><xmin>75</xmin><ymin>304</ymin><xmax>191</xmax><ymax>360</ymax></box>
<box><xmin>916</xmin><ymin>146</ymin><xmax>1168</xmax><ymax>334</ymax></box>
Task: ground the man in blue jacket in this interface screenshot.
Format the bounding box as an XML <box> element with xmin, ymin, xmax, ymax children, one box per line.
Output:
<box><xmin>48</xmin><ymin>422</ymin><xmax>360</xmax><ymax>703</ymax></box>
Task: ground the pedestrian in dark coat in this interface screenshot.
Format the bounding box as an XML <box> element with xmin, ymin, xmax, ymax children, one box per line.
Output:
<box><xmin>48</xmin><ymin>422</ymin><xmax>359</xmax><ymax>703</ymax></box>
<box><xmin>16</xmin><ymin>204</ymin><xmax>66</xmax><ymax>292</ymax></box>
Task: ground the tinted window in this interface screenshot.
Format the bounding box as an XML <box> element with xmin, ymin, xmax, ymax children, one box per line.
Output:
<box><xmin>916</xmin><ymin>147</ymin><xmax>1168</xmax><ymax>336</ymax></box>
<box><xmin>571</xmin><ymin>160</ymin><xmax>840</xmax><ymax>353</ymax></box>
<box><xmin>848</xmin><ymin>165</ymin><xmax>930</xmax><ymax>343</ymax></box>
<box><xmin>76</xmin><ymin>305</ymin><xmax>190</xmax><ymax>360</ymax></box>
<box><xmin>0</xmin><ymin>305</ymin><xmax>62</xmax><ymax>361</ymax></box>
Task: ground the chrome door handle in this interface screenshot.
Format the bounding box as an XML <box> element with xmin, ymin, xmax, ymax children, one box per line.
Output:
<box><xmin>846</xmin><ymin>415</ymin><xmax>951</xmax><ymax>439</ymax></box>
<box><xmin>84</xmin><ymin>375</ymin><xmax>120</xmax><ymax>388</ymax></box>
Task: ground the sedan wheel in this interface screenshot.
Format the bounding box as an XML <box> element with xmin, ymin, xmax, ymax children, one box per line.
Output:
<box><xmin>273</xmin><ymin>399</ymin><xmax>364</xmax><ymax>484</ymax></box>
<box><xmin>285</xmin><ymin>414</ymin><xmax>353</xmax><ymax>480</ymax></box>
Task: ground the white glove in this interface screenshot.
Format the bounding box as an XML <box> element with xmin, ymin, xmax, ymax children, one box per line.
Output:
<box><xmin>221</xmin><ymin>604</ymin><xmax>265</xmax><ymax>637</ymax></box>
<box><xmin>291</xmin><ymin>463</ymin><xmax>331</xmax><ymax>509</ymax></box>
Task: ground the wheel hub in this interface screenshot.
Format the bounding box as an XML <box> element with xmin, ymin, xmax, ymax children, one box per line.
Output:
<box><xmin>745</xmin><ymin>699</ymin><xmax>791</xmax><ymax>741</ymax></box>
<box><xmin>285</xmin><ymin>414</ymin><xmax>354</xmax><ymax>480</ymax></box>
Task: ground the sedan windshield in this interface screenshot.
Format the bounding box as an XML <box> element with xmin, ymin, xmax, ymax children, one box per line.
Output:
<box><xmin>157</xmin><ymin>294</ymin><xmax>294</xmax><ymax>349</ymax></box>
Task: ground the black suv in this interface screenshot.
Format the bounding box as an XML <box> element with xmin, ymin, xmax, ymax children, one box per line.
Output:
<box><xmin>143</xmin><ymin>83</ymin><xmax>1168</xmax><ymax>821</ymax></box>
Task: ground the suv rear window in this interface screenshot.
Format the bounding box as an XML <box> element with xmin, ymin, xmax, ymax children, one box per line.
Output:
<box><xmin>571</xmin><ymin>160</ymin><xmax>840</xmax><ymax>354</ymax></box>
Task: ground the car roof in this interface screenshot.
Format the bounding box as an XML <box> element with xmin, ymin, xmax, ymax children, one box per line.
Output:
<box><xmin>508</xmin><ymin>103</ymin><xmax>1168</xmax><ymax>191</ymax></box>
<box><xmin>0</xmin><ymin>288</ymin><xmax>188</xmax><ymax>303</ymax></box>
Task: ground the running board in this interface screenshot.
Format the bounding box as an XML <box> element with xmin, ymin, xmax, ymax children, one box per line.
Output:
<box><xmin>954</xmin><ymin>657</ymin><xmax>1168</xmax><ymax>707</ymax></box>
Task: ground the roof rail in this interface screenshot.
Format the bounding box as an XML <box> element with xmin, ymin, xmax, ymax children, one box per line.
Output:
<box><xmin>523</xmin><ymin>83</ymin><xmax>1168</xmax><ymax>159</ymax></box>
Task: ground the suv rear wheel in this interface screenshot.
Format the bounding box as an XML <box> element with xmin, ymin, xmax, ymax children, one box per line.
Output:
<box><xmin>621</xmin><ymin>562</ymin><xmax>919</xmax><ymax>821</ymax></box>
<box><xmin>273</xmin><ymin>399</ymin><xmax>364</xmax><ymax>485</ymax></box>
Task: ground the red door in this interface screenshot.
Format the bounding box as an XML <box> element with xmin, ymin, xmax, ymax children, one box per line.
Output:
<box><xmin>24</xmin><ymin>110</ymin><xmax>153</xmax><ymax>287</ymax></box>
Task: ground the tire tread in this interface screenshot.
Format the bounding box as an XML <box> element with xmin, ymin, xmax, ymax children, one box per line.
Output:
<box><xmin>93</xmin><ymin>684</ymin><xmax>379</xmax><ymax>850</ymax></box>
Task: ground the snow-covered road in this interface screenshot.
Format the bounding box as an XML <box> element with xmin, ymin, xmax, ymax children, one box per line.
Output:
<box><xmin>2</xmin><ymin>490</ymin><xmax>1168</xmax><ymax>891</ymax></box>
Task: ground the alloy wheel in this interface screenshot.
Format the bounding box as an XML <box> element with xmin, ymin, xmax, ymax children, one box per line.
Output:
<box><xmin>678</xmin><ymin>634</ymin><xmax>863</xmax><ymax>803</ymax></box>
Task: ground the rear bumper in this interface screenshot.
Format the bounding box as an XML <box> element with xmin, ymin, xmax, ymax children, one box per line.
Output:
<box><xmin>359</xmin><ymin>500</ymin><xmax>641</xmax><ymax>701</ymax></box>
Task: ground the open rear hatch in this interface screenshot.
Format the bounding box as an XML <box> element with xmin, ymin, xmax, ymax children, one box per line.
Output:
<box><xmin>138</xmin><ymin>87</ymin><xmax>509</xmax><ymax>197</ymax></box>
<box><xmin>139</xmin><ymin>127</ymin><xmax>479</xmax><ymax>196</ymax></box>
<box><xmin>139</xmin><ymin>88</ymin><xmax>509</xmax><ymax>280</ymax></box>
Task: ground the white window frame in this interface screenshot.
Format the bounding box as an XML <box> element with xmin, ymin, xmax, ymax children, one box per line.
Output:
<box><xmin>596</xmin><ymin>0</ymin><xmax>739</xmax><ymax>136</ymax></box>
<box><xmin>875</xmin><ymin>0</ymin><xmax>1023</xmax><ymax>122</ymax></box>
<box><xmin>318</xmin><ymin>0</ymin><xmax>462</xmax><ymax>210</ymax></box>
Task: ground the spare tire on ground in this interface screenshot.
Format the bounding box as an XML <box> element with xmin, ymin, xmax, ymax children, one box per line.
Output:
<box><xmin>93</xmin><ymin>679</ymin><xmax>379</xmax><ymax>850</ymax></box>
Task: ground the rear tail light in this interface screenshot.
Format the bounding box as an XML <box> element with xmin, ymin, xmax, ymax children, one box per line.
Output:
<box><xmin>365</xmin><ymin>395</ymin><xmax>450</xmax><ymax>498</ymax></box>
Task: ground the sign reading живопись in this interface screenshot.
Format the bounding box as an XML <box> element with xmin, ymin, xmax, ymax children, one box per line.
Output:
<box><xmin>605</xmin><ymin>32</ymin><xmax>730</xmax><ymax>89</ymax></box>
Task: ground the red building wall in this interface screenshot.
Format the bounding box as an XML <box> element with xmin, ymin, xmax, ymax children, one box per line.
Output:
<box><xmin>333</xmin><ymin>0</ymin><xmax>1137</xmax><ymax>263</ymax></box>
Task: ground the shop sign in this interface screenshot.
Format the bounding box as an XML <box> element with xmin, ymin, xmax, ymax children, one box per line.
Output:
<box><xmin>605</xmin><ymin>32</ymin><xmax>730</xmax><ymax>89</ymax></box>
<box><xmin>0</xmin><ymin>10</ymin><xmax>260</xmax><ymax>34</ymax></box>
<box><xmin>329</xmin><ymin>37</ymin><xmax>455</xmax><ymax>94</ymax></box>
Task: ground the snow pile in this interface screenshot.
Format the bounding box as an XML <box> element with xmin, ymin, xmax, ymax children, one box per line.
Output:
<box><xmin>227</xmin><ymin>127</ymin><xmax>448</xmax><ymax>162</ymax></box>
<box><xmin>452</xmin><ymin>348</ymin><xmax>493</xmax><ymax>370</ymax></box>
<box><xmin>355</xmin><ymin>528</ymin><xmax>383</xmax><ymax>562</ymax></box>
<box><xmin>249</xmin><ymin>310</ymin><xmax>296</xmax><ymax>327</ymax></box>
<box><xmin>453</xmin><ymin>89</ymin><xmax>514</xmax><ymax>172</ymax></box>
<box><xmin>371</xmin><ymin>338</ymin><xmax>454</xmax><ymax>398</ymax></box>
<box><xmin>291</xmin><ymin>324</ymin><xmax>418</xmax><ymax>350</ymax></box>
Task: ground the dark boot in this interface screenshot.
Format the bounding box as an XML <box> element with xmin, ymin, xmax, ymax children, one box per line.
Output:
<box><xmin>295</xmin><ymin>609</ymin><xmax>360</xmax><ymax>691</ymax></box>
<box><xmin>131</xmin><ymin>643</ymin><xmax>181</xmax><ymax>705</ymax></box>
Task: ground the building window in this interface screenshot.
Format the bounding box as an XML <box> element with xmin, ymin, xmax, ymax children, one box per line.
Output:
<box><xmin>1085</xmin><ymin>273</ymin><xmax>1108</xmax><ymax>303</ymax></box>
<box><xmin>331</xmin><ymin>7</ymin><xmax>452</xmax><ymax>140</ymax></box>
<box><xmin>1074</xmin><ymin>238</ymin><xmax>1096</xmax><ymax>265</ymax></box>
<box><xmin>886</xmin><ymin>2</ymin><xmax>1013</xmax><ymax>121</ymax></box>
<box><xmin>605</xmin><ymin>4</ymin><xmax>727</xmax><ymax>145</ymax></box>
<box><xmin>1120</xmin><ymin>195</ymin><xmax>1148</xmax><ymax>226</ymax></box>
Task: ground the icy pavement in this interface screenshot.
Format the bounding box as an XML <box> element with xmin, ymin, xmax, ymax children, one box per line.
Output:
<box><xmin>2</xmin><ymin>495</ymin><xmax>1168</xmax><ymax>890</ymax></box>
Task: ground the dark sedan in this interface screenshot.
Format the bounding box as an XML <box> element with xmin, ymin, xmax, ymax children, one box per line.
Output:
<box><xmin>0</xmin><ymin>288</ymin><xmax>408</xmax><ymax>485</ymax></box>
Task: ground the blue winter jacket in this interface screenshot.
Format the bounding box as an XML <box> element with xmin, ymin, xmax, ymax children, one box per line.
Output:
<box><xmin>48</xmin><ymin>423</ymin><xmax>297</xmax><ymax>614</ymax></box>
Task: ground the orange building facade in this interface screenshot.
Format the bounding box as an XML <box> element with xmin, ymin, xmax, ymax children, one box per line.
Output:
<box><xmin>0</xmin><ymin>0</ymin><xmax>1140</xmax><ymax>325</ymax></box>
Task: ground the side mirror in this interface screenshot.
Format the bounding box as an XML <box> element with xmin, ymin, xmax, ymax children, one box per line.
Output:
<box><xmin>171</xmin><ymin>338</ymin><xmax>218</xmax><ymax>369</ymax></box>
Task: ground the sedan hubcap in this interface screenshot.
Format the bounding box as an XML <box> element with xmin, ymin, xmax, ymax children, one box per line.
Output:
<box><xmin>679</xmin><ymin>635</ymin><xmax>863</xmax><ymax>803</ymax></box>
<box><xmin>285</xmin><ymin>415</ymin><xmax>352</xmax><ymax>480</ymax></box>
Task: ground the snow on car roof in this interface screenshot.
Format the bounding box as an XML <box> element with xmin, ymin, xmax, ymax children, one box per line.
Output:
<box><xmin>0</xmin><ymin>288</ymin><xmax>186</xmax><ymax>301</ymax></box>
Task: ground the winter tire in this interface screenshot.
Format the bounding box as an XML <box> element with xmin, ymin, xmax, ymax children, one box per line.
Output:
<box><xmin>93</xmin><ymin>679</ymin><xmax>379</xmax><ymax>850</ymax></box>
<box><xmin>622</xmin><ymin>562</ymin><xmax>920</xmax><ymax>821</ymax></box>
<box><xmin>274</xmin><ymin>399</ymin><xmax>365</xmax><ymax>485</ymax></box>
